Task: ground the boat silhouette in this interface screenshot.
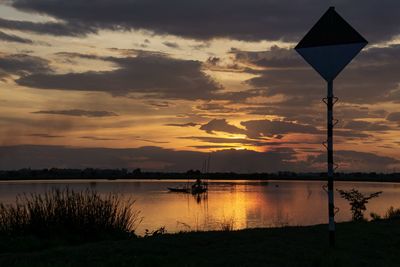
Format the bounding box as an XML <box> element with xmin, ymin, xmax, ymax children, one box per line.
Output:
<box><xmin>168</xmin><ymin>178</ymin><xmax>207</xmax><ymax>194</ymax></box>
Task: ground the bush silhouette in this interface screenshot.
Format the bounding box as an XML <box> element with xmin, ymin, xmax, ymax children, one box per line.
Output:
<box><xmin>337</xmin><ymin>188</ymin><xmax>382</xmax><ymax>221</ymax></box>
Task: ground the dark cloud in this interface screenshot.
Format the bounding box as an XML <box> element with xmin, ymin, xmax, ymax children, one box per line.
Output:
<box><xmin>233</xmin><ymin>45</ymin><xmax>303</xmax><ymax>68</ymax></box>
<box><xmin>179</xmin><ymin>136</ymin><xmax>263</xmax><ymax>146</ymax></box>
<box><xmin>17</xmin><ymin>53</ymin><xmax>221</xmax><ymax>99</ymax></box>
<box><xmin>0</xmin><ymin>18</ymin><xmax>96</xmax><ymax>37</ymax></box>
<box><xmin>246</xmin><ymin>67</ymin><xmax>321</xmax><ymax>98</ymax></box>
<box><xmin>0</xmin><ymin>115</ymin><xmax>77</xmax><ymax>146</ymax></box>
<box><xmin>242</xmin><ymin>103</ymin><xmax>388</xmax><ymax>133</ymax></box>
<box><xmin>0</xmin><ymin>30</ymin><xmax>33</xmax><ymax>44</ymax></box>
<box><xmin>197</xmin><ymin>118</ymin><xmax>370</xmax><ymax>142</ymax></box>
<box><xmin>386</xmin><ymin>112</ymin><xmax>400</xmax><ymax>122</ymax></box>
<box><xmin>342</xmin><ymin>120</ymin><xmax>390</xmax><ymax>132</ymax></box>
<box><xmin>336</xmin><ymin>106</ymin><xmax>388</xmax><ymax>120</ymax></box>
<box><xmin>243</xmin><ymin>105</ymin><xmax>321</xmax><ymax>126</ymax></box>
<box><xmin>333</xmin><ymin>130</ymin><xmax>371</xmax><ymax>139</ymax></box>
<box><xmin>107</xmin><ymin>47</ymin><xmax>138</xmax><ymax>56</ymax></box>
<box><xmin>162</xmin><ymin>41</ymin><xmax>180</xmax><ymax>49</ymax></box>
<box><xmin>196</xmin><ymin>103</ymin><xmax>235</xmax><ymax>113</ymax></box>
<box><xmin>179</xmin><ymin>136</ymin><xmax>315</xmax><ymax>147</ymax></box>
<box><xmin>133</xmin><ymin>138</ymin><xmax>169</xmax><ymax>144</ymax></box>
<box><xmin>0</xmin><ymin>145</ymin><xmax>297</xmax><ymax>172</ymax></box>
<box><xmin>3</xmin><ymin>144</ymin><xmax>396</xmax><ymax>172</ymax></box>
<box><xmin>8</xmin><ymin>1</ymin><xmax>400</xmax><ymax>42</ymax></box>
<box><xmin>80</xmin><ymin>136</ymin><xmax>121</xmax><ymax>141</ymax></box>
<box><xmin>337</xmin><ymin>46</ymin><xmax>400</xmax><ymax>104</ymax></box>
<box><xmin>190</xmin><ymin>42</ymin><xmax>210</xmax><ymax>50</ymax></box>
<box><xmin>195</xmin><ymin>46</ymin><xmax>394</xmax><ymax>140</ymax></box>
<box><xmin>32</xmin><ymin>109</ymin><xmax>118</xmax><ymax>117</ymax></box>
<box><xmin>207</xmin><ymin>147</ymin><xmax>299</xmax><ymax>173</ymax></box>
<box><xmin>241</xmin><ymin>119</ymin><xmax>321</xmax><ymax>138</ymax></box>
<box><xmin>146</xmin><ymin>101</ymin><xmax>170</xmax><ymax>108</ymax></box>
<box><xmin>189</xmin><ymin>145</ymin><xmax>238</xmax><ymax>149</ymax></box>
<box><xmin>27</xmin><ymin>133</ymin><xmax>64</xmax><ymax>138</ymax></box>
<box><xmin>307</xmin><ymin>150</ymin><xmax>399</xmax><ymax>172</ymax></box>
<box><xmin>0</xmin><ymin>53</ymin><xmax>51</xmax><ymax>77</ymax></box>
<box><xmin>165</xmin><ymin>122</ymin><xmax>199</xmax><ymax>127</ymax></box>
<box><xmin>0</xmin><ymin>116</ymin><xmax>74</xmax><ymax>131</ymax></box>
<box><xmin>200</xmin><ymin>119</ymin><xmax>246</xmax><ymax>135</ymax></box>
<box><xmin>212</xmin><ymin>89</ymin><xmax>270</xmax><ymax>104</ymax></box>
<box><xmin>0</xmin><ymin>144</ymin><xmax>396</xmax><ymax>172</ymax></box>
<box><xmin>206</xmin><ymin>57</ymin><xmax>221</xmax><ymax>66</ymax></box>
<box><xmin>53</xmin><ymin>51</ymin><xmax>104</xmax><ymax>61</ymax></box>
<box><xmin>239</xmin><ymin>45</ymin><xmax>400</xmax><ymax>105</ymax></box>
<box><xmin>297</xmin><ymin>147</ymin><xmax>321</xmax><ymax>153</ymax></box>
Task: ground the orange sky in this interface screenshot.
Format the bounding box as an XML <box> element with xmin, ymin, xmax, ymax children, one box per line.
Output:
<box><xmin>0</xmin><ymin>2</ymin><xmax>399</xmax><ymax>172</ymax></box>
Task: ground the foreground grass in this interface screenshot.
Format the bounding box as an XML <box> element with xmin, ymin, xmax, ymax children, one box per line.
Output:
<box><xmin>0</xmin><ymin>189</ymin><xmax>139</xmax><ymax>245</ymax></box>
<box><xmin>0</xmin><ymin>219</ymin><xmax>399</xmax><ymax>267</ymax></box>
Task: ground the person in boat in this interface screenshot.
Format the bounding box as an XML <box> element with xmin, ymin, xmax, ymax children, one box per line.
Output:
<box><xmin>192</xmin><ymin>178</ymin><xmax>206</xmax><ymax>193</ymax></box>
<box><xmin>194</xmin><ymin>178</ymin><xmax>202</xmax><ymax>186</ymax></box>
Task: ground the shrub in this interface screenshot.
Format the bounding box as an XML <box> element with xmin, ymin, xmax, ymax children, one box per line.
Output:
<box><xmin>337</xmin><ymin>188</ymin><xmax>382</xmax><ymax>221</ymax></box>
<box><xmin>0</xmin><ymin>188</ymin><xmax>140</xmax><ymax>242</ymax></box>
<box><xmin>384</xmin><ymin>206</ymin><xmax>400</xmax><ymax>220</ymax></box>
<box><xmin>144</xmin><ymin>226</ymin><xmax>166</xmax><ymax>237</ymax></box>
<box><xmin>219</xmin><ymin>217</ymin><xmax>235</xmax><ymax>231</ymax></box>
<box><xmin>370</xmin><ymin>212</ymin><xmax>382</xmax><ymax>221</ymax></box>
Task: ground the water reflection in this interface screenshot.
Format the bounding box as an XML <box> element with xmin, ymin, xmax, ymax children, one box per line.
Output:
<box><xmin>0</xmin><ymin>180</ymin><xmax>399</xmax><ymax>235</ymax></box>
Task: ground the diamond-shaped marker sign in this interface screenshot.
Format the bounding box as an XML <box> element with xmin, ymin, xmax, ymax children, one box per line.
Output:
<box><xmin>295</xmin><ymin>7</ymin><xmax>367</xmax><ymax>82</ymax></box>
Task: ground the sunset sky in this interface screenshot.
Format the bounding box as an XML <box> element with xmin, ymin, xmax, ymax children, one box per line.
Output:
<box><xmin>0</xmin><ymin>1</ymin><xmax>399</xmax><ymax>172</ymax></box>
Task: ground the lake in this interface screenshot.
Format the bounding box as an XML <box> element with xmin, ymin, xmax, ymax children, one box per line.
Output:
<box><xmin>0</xmin><ymin>179</ymin><xmax>399</xmax><ymax>235</ymax></box>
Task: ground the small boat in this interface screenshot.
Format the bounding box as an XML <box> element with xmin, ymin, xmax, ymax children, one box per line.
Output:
<box><xmin>191</xmin><ymin>179</ymin><xmax>208</xmax><ymax>194</ymax></box>
<box><xmin>168</xmin><ymin>179</ymin><xmax>208</xmax><ymax>194</ymax></box>
<box><xmin>168</xmin><ymin>156</ymin><xmax>210</xmax><ymax>195</ymax></box>
<box><xmin>191</xmin><ymin>186</ymin><xmax>207</xmax><ymax>194</ymax></box>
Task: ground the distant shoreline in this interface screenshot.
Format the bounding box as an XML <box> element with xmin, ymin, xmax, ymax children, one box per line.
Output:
<box><xmin>1</xmin><ymin>169</ymin><xmax>400</xmax><ymax>183</ymax></box>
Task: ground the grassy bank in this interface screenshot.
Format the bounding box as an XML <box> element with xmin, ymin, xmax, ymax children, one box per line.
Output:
<box><xmin>1</xmin><ymin>219</ymin><xmax>399</xmax><ymax>267</ymax></box>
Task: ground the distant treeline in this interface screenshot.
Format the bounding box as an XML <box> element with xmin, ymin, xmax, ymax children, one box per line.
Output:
<box><xmin>0</xmin><ymin>168</ymin><xmax>400</xmax><ymax>182</ymax></box>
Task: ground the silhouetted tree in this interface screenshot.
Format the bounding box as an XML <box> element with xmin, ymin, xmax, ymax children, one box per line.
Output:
<box><xmin>186</xmin><ymin>169</ymin><xmax>201</xmax><ymax>175</ymax></box>
<box><xmin>337</xmin><ymin>188</ymin><xmax>382</xmax><ymax>221</ymax></box>
<box><xmin>132</xmin><ymin>168</ymin><xmax>141</xmax><ymax>175</ymax></box>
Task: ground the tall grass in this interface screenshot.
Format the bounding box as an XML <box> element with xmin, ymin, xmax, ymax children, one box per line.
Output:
<box><xmin>219</xmin><ymin>217</ymin><xmax>235</xmax><ymax>231</ymax></box>
<box><xmin>384</xmin><ymin>206</ymin><xmax>400</xmax><ymax>219</ymax></box>
<box><xmin>371</xmin><ymin>206</ymin><xmax>400</xmax><ymax>221</ymax></box>
<box><xmin>0</xmin><ymin>188</ymin><xmax>140</xmax><ymax>242</ymax></box>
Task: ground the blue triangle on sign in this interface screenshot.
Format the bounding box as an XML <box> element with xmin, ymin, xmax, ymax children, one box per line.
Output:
<box><xmin>295</xmin><ymin>7</ymin><xmax>367</xmax><ymax>82</ymax></box>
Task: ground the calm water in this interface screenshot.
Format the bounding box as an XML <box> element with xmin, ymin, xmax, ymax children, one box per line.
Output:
<box><xmin>0</xmin><ymin>179</ymin><xmax>399</xmax><ymax>235</ymax></box>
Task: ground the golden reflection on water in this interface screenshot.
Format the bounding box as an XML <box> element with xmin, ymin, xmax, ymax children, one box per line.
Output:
<box><xmin>0</xmin><ymin>180</ymin><xmax>400</xmax><ymax>235</ymax></box>
<box><xmin>129</xmin><ymin>180</ymin><xmax>400</xmax><ymax>234</ymax></box>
